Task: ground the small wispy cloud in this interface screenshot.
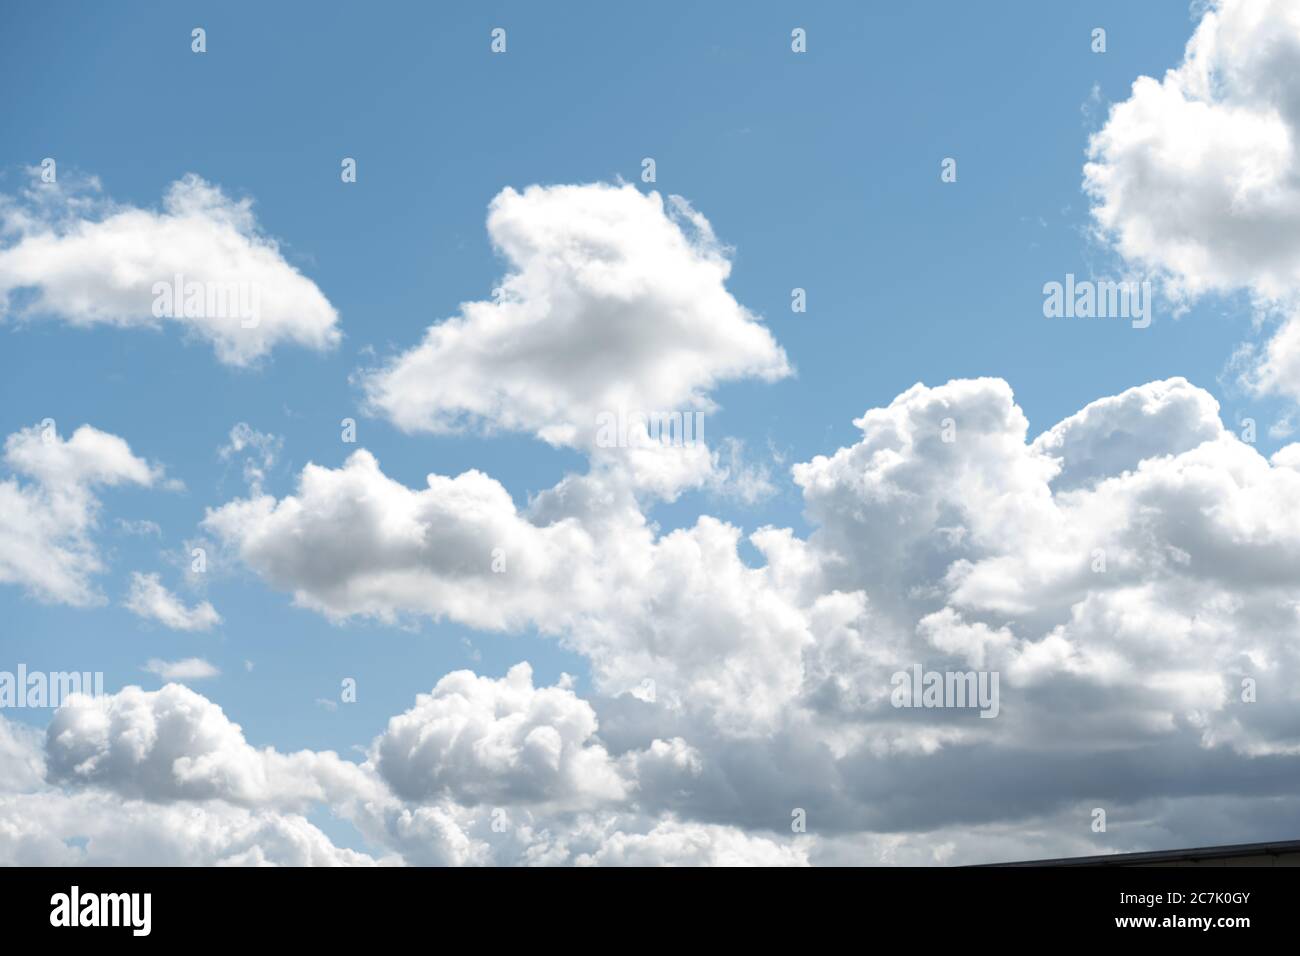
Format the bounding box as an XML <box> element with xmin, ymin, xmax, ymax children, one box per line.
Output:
<box><xmin>143</xmin><ymin>657</ymin><xmax>220</xmax><ymax>681</ymax></box>
<box><xmin>125</xmin><ymin>572</ymin><xmax>221</xmax><ymax>631</ymax></box>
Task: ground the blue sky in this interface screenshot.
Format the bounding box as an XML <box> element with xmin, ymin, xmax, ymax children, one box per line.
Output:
<box><xmin>3</xmin><ymin>1</ymin><xmax>1299</xmax><ymax>866</ymax></box>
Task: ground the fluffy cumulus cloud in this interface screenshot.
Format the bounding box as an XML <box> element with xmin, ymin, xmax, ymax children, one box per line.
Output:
<box><xmin>360</xmin><ymin>183</ymin><xmax>789</xmax><ymax>501</ymax></box>
<box><xmin>44</xmin><ymin>684</ymin><xmax>376</xmax><ymax>810</ymax></box>
<box><xmin>363</xmin><ymin>183</ymin><xmax>789</xmax><ymax>445</ymax></box>
<box><xmin>0</xmin><ymin>695</ymin><xmax>390</xmax><ymax>865</ymax></box>
<box><xmin>125</xmin><ymin>572</ymin><xmax>222</xmax><ymax>631</ymax></box>
<box><xmin>191</xmin><ymin>373</ymin><xmax>1300</xmax><ymax>864</ymax></box>
<box><xmin>17</xmin><ymin>157</ymin><xmax>1300</xmax><ymax>862</ymax></box>
<box><xmin>0</xmin><ymin>423</ymin><xmax>162</xmax><ymax>605</ymax></box>
<box><xmin>1030</xmin><ymin>377</ymin><xmax>1224</xmax><ymax>491</ymax></box>
<box><xmin>373</xmin><ymin>663</ymin><xmax>627</xmax><ymax>806</ymax></box>
<box><xmin>796</xmin><ymin>378</ymin><xmax>1300</xmax><ymax>755</ymax></box>
<box><xmin>190</xmin><ymin>178</ymin><xmax>1300</xmax><ymax>864</ymax></box>
<box><xmin>0</xmin><ymin>790</ymin><xmax>387</xmax><ymax>867</ymax></box>
<box><xmin>0</xmin><ymin>172</ymin><xmax>340</xmax><ymax>365</ymax></box>
<box><xmin>1085</xmin><ymin>0</ymin><xmax>1300</xmax><ymax>399</ymax></box>
<box><xmin>0</xmin><ymin>695</ymin><xmax>366</xmax><ymax>864</ymax></box>
<box><xmin>203</xmin><ymin>449</ymin><xmax>603</xmax><ymax>629</ymax></box>
<box><xmin>13</xmin><ymin>379</ymin><xmax>1300</xmax><ymax>866</ymax></box>
<box><xmin>0</xmin><ymin>680</ymin><xmax>799</xmax><ymax>866</ymax></box>
<box><xmin>203</xmin><ymin>453</ymin><xmax>813</xmax><ymax>736</ymax></box>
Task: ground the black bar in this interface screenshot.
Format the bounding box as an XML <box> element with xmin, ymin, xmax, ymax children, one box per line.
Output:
<box><xmin>0</xmin><ymin>864</ymin><xmax>1291</xmax><ymax>942</ymax></box>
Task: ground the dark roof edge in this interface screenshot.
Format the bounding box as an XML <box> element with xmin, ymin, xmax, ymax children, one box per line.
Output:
<box><xmin>973</xmin><ymin>838</ymin><xmax>1300</xmax><ymax>867</ymax></box>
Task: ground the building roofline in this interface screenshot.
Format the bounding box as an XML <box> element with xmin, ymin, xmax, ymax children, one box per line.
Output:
<box><xmin>976</xmin><ymin>839</ymin><xmax>1300</xmax><ymax>867</ymax></box>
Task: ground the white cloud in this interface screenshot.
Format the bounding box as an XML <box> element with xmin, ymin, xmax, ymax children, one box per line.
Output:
<box><xmin>0</xmin><ymin>423</ymin><xmax>161</xmax><ymax>605</ymax></box>
<box><xmin>3</xmin><ymin>420</ymin><xmax>158</xmax><ymax>489</ymax></box>
<box><xmin>0</xmin><ymin>715</ymin><xmax>45</xmax><ymax>794</ymax></box>
<box><xmin>115</xmin><ymin>518</ymin><xmax>161</xmax><ymax>537</ymax></box>
<box><xmin>210</xmin><ymin>315</ymin><xmax>1300</xmax><ymax>859</ymax></box>
<box><xmin>218</xmin><ymin>423</ymin><xmax>282</xmax><ymax>493</ymax></box>
<box><xmin>0</xmin><ymin>789</ymin><xmax>386</xmax><ymax>866</ymax></box>
<box><xmin>205</xmin><ymin>372</ymin><xmax>1300</xmax><ymax>764</ymax></box>
<box><xmin>572</xmin><ymin>819</ymin><xmax>808</xmax><ymax>867</ymax></box>
<box><xmin>373</xmin><ymin>663</ymin><xmax>628</xmax><ymax>807</ymax></box>
<box><xmin>707</xmin><ymin>436</ymin><xmax>777</xmax><ymax>504</ymax></box>
<box><xmin>0</xmin><ymin>172</ymin><xmax>340</xmax><ymax>366</ymax></box>
<box><xmin>360</xmin><ymin>183</ymin><xmax>789</xmax><ymax>499</ymax></box>
<box><xmin>794</xmin><ymin>376</ymin><xmax>1300</xmax><ymax>768</ymax></box>
<box><xmin>1030</xmin><ymin>378</ymin><xmax>1224</xmax><ymax>491</ymax></box>
<box><xmin>27</xmin><ymin>383</ymin><xmax>1300</xmax><ymax>869</ymax></box>
<box><xmin>44</xmin><ymin>684</ymin><xmax>377</xmax><ymax>811</ymax></box>
<box><xmin>125</xmin><ymin>573</ymin><xmax>222</xmax><ymax>631</ymax></box>
<box><xmin>203</xmin><ymin>449</ymin><xmax>602</xmax><ymax>629</ymax></box>
<box><xmin>143</xmin><ymin>658</ymin><xmax>220</xmax><ymax>682</ymax></box>
<box><xmin>1084</xmin><ymin>0</ymin><xmax>1300</xmax><ymax>400</ymax></box>
<box><xmin>30</xmin><ymin>169</ymin><xmax>1300</xmax><ymax>864</ymax></box>
<box><xmin>792</xmin><ymin>377</ymin><xmax>1058</xmax><ymax>611</ymax></box>
<box><xmin>204</xmin><ymin>448</ymin><xmax>814</xmax><ymax>735</ymax></box>
<box><xmin>7</xmin><ymin>681</ymin><xmax>798</xmax><ymax>867</ymax></box>
<box><xmin>349</xmin><ymin>801</ymin><xmax>809</xmax><ymax>868</ymax></box>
